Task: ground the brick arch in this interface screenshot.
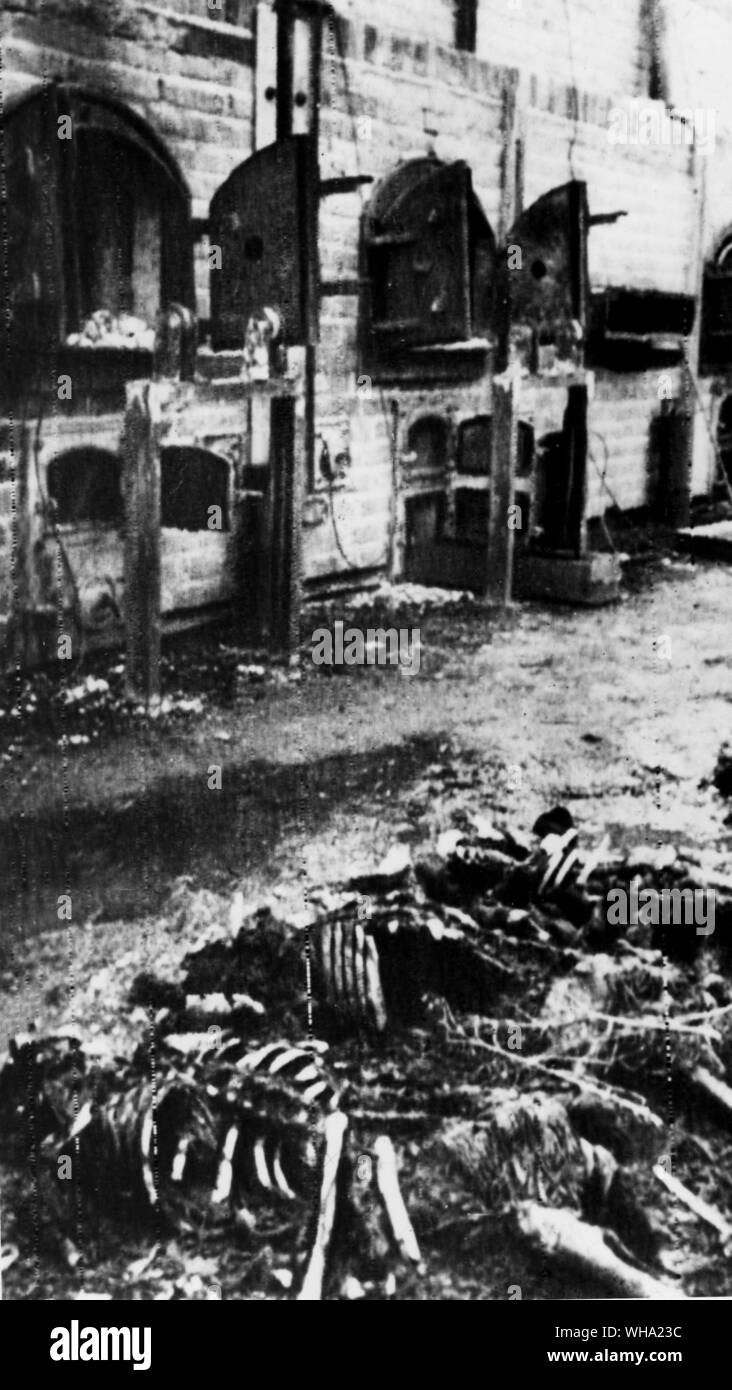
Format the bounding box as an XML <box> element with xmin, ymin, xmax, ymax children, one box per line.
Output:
<box><xmin>4</xmin><ymin>81</ymin><xmax>191</xmax><ymax>204</ymax></box>
<box><xmin>2</xmin><ymin>81</ymin><xmax>194</xmax><ymax>390</ymax></box>
<box><xmin>711</xmin><ymin>228</ymin><xmax>732</xmax><ymax>269</ymax></box>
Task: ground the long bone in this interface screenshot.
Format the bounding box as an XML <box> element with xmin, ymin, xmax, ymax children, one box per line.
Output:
<box><xmin>297</xmin><ymin>1110</ymin><xmax>349</xmax><ymax>1301</ymax></box>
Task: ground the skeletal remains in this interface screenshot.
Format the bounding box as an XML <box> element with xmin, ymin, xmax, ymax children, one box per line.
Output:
<box><xmin>4</xmin><ymin>802</ymin><xmax>731</xmax><ymax>1297</ymax></box>
<box><xmin>194</xmin><ymin>1038</ymin><xmax>422</xmax><ymax>1301</ymax></box>
<box><xmin>0</xmin><ymin>1031</ymin><xmax>422</xmax><ymax>1301</ymax></box>
<box><xmin>1</xmin><ymin>1023</ymin><xmax>687</xmax><ymax>1300</ymax></box>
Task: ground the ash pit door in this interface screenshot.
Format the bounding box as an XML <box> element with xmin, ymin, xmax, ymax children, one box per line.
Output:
<box><xmin>533</xmin><ymin>386</ymin><xmax>588</xmax><ymax>554</ymax></box>
<box><xmin>159</xmin><ymin>446</ymin><xmax>237</xmax><ymax>615</ymax></box>
<box><xmin>234</xmin><ymin>392</ymin><xmax>298</xmax><ymax>648</ymax></box>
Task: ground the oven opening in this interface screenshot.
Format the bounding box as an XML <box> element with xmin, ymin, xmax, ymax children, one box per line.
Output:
<box><xmin>161</xmin><ymin>448</ymin><xmax>231</xmax><ymax>532</ymax></box>
<box><xmin>65</xmin><ymin>131</ymin><xmax>166</xmax><ymax>351</ymax></box>
<box><xmin>4</xmin><ymin>85</ymin><xmax>195</xmax><ymax>392</ymax></box>
<box><xmin>47</xmin><ymin>448</ymin><xmax>123</xmax><ymax>527</ymax></box>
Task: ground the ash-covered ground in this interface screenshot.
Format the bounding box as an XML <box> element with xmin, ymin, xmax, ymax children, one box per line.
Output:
<box><xmin>3</xmin><ymin>552</ymin><xmax>732</xmax><ymax>1300</ymax></box>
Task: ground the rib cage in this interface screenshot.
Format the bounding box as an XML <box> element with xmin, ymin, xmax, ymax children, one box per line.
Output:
<box><xmin>311</xmin><ymin>897</ymin><xmax>498</xmax><ymax>1030</ymax></box>
<box><xmin>206</xmin><ymin>1039</ymin><xmax>342</xmax><ymax>1205</ymax></box>
<box><xmin>1</xmin><ymin>1033</ymin><xmax>342</xmax><ymax>1213</ymax></box>
<box><xmin>314</xmin><ymin>915</ymin><xmax>388</xmax><ymax>1031</ymax></box>
<box><xmin>535</xmin><ymin>828</ymin><xmax>582</xmax><ymax>895</ymax></box>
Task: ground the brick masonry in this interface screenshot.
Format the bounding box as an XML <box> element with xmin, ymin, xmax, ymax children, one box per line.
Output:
<box><xmin>2</xmin><ymin>0</ymin><xmax>732</xmax><ymax>606</ymax></box>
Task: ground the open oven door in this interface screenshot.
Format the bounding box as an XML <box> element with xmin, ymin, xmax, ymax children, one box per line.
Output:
<box><xmin>207</xmin><ymin>137</ymin><xmax>314</xmax><ymax>645</ymax></box>
<box><xmin>208</xmin><ymin>135</ymin><xmax>318</xmax><ymax>351</ymax></box>
<box><xmin>495</xmin><ymin>180</ymin><xmax>589</xmax><ymax>374</ymax></box>
<box><xmin>496</xmin><ymin>181</ymin><xmax>590</xmax><ymax>565</ymax></box>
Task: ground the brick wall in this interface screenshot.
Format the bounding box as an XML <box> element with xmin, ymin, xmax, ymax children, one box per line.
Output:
<box><xmin>312</xmin><ymin>0</ymin><xmax>706</xmax><ymax>569</ymax></box>
<box><xmin>666</xmin><ymin>0</ymin><xmax>732</xmax><ymax>133</ymax></box>
<box><xmin>335</xmin><ymin>0</ymin><xmax>649</xmax><ymax>103</ymax></box>
<box><xmin>476</xmin><ymin>0</ymin><xmax>646</xmax><ymax>102</ymax></box>
<box><xmin>588</xmin><ymin>372</ymin><xmax>673</xmax><ymax>515</ymax></box>
<box><xmin>1</xmin><ymin>0</ymin><xmax>255</xmax><ymax>314</ymax></box>
<box><xmin>1</xmin><ymin>0</ymin><xmax>727</xmax><ymax>600</ymax></box>
<box><xmin>314</xmin><ymin>12</ymin><xmax>514</xmax><ymax>576</ymax></box>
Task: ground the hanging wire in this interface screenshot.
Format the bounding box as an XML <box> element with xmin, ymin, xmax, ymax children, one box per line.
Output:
<box><xmin>681</xmin><ymin>341</ymin><xmax>732</xmax><ymax>507</ymax></box>
<box><xmin>587</xmin><ymin>429</ymin><xmax>662</xmax><ymax>555</ymax></box>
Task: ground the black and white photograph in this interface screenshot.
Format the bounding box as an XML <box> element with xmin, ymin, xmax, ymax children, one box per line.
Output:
<box><xmin>1</xmin><ymin>0</ymin><xmax>732</xmax><ymax>1336</ymax></box>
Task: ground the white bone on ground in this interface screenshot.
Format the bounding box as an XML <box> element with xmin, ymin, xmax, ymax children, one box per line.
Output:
<box><xmin>374</xmin><ymin>1136</ymin><xmax>422</xmax><ymax>1265</ymax></box>
<box><xmin>140</xmin><ymin>1111</ymin><xmax>158</xmax><ymax>1207</ymax></box>
<box><xmin>332</xmin><ymin>923</ymin><xmax>346</xmax><ymax>1004</ymax></box>
<box><xmin>253</xmin><ymin>1137</ymin><xmax>274</xmax><ymax>1190</ymax></box>
<box><xmin>69</xmin><ymin>1100</ymin><xmax>94</xmax><ymax>1139</ymax></box>
<box><xmin>272</xmin><ymin>1149</ymin><xmax>297</xmax><ymax>1199</ymax></box>
<box><xmin>553</xmin><ymin>848</ymin><xmax>582</xmax><ymax>889</ymax></box>
<box><xmin>320</xmin><ymin>922</ymin><xmax>334</xmax><ymax>1004</ymax></box>
<box><xmin>212</xmin><ymin>1125</ymin><xmax>239</xmax><ymax>1203</ymax></box>
<box><xmin>292</xmin><ymin>1064</ymin><xmax>320</xmax><ymax>1084</ymax></box>
<box><xmin>302</xmin><ymin>1079</ymin><xmax>330</xmax><ymax>1105</ymax></box>
<box><xmin>341</xmin><ymin>923</ymin><xmax>356</xmax><ymax>1013</ymax></box>
<box><xmin>364</xmin><ymin>935</ymin><xmax>388</xmax><ymax>1032</ymax></box>
<box><xmin>297</xmin><ymin>1111</ymin><xmax>349</xmax><ymax>1302</ymax></box>
<box><xmin>353</xmin><ymin>922</ymin><xmax>369</xmax><ymax>1017</ymax></box>
<box><xmin>171</xmin><ymin>1135</ymin><xmax>190</xmax><ymax>1183</ymax></box>
<box><xmin>268</xmin><ymin>1047</ymin><xmax>308</xmax><ymax>1074</ymax></box>
<box><xmin>242</xmin><ymin>1041</ymin><xmax>289</xmax><ymax>1072</ymax></box>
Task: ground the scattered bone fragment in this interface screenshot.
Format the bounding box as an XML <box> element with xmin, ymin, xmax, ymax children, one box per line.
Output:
<box><xmin>514</xmin><ymin>1202</ymin><xmax>687</xmax><ymax>1300</ymax></box>
<box><xmin>373</xmin><ymin>1136</ymin><xmax>423</xmax><ymax>1268</ymax></box>
<box><xmin>297</xmin><ymin>1111</ymin><xmax>349</xmax><ymax>1301</ymax></box>
<box><xmin>653</xmin><ymin>1165</ymin><xmax>732</xmax><ymax>1247</ymax></box>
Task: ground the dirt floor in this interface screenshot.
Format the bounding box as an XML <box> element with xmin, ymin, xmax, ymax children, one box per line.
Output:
<box><xmin>3</xmin><ymin>551</ymin><xmax>732</xmax><ymax>1299</ymax></box>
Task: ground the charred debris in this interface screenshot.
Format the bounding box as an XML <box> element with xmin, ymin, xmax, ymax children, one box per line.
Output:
<box><xmin>4</xmin><ymin>804</ymin><xmax>732</xmax><ymax>1299</ymax></box>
